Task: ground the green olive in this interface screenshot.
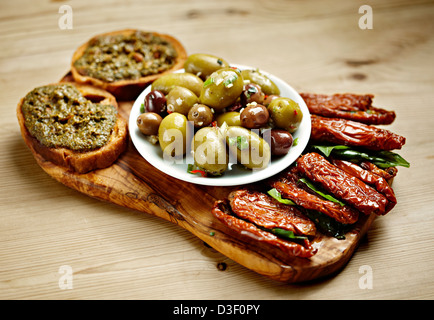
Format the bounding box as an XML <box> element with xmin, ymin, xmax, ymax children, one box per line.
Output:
<box><xmin>184</xmin><ymin>53</ymin><xmax>230</xmax><ymax>80</ymax></box>
<box><xmin>199</xmin><ymin>68</ymin><xmax>244</xmax><ymax>111</ymax></box>
<box><xmin>158</xmin><ymin>112</ymin><xmax>189</xmax><ymax>158</ymax></box>
<box><xmin>151</xmin><ymin>72</ymin><xmax>203</xmax><ymax>96</ymax></box>
<box><xmin>166</xmin><ymin>86</ymin><xmax>198</xmax><ymax>115</ymax></box>
<box><xmin>192</xmin><ymin>127</ymin><xmax>228</xmax><ymax>176</ymax></box>
<box><xmin>225</xmin><ymin>126</ymin><xmax>271</xmax><ymax>169</ymax></box>
<box><xmin>215</xmin><ymin>111</ymin><xmax>241</xmax><ymax>127</ymax></box>
<box><xmin>267</xmin><ymin>97</ymin><xmax>303</xmax><ymax>133</ymax></box>
<box><xmin>240</xmin><ymin>69</ymin><xmax>280</xmax><ymax>96</ymax></box>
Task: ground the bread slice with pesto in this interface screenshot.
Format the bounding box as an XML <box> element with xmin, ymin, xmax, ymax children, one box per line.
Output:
<box><xmin>71</xmin><ymin>29</ymin><xmax>187</xmax><ymax>100</ymax></box>
<box><xmin>17</xmin><ymin>82</ymin><xmax>128</xmax><ymax>173</ymax></box>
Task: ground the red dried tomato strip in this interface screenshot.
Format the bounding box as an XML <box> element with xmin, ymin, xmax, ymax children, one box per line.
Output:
<box><xmin>359</xmin><ymin>161</ymin><xmax>398</xmax><ymax>181</ymax></box>
<box><xmin>310</xmin><ymin>115</ymin><xmax>406</xmax><ymax>151</ymax></box>
<box><xmin>271</xmin><ymin>178</ymin><xmax>359</xmax><ymax>224</ymax></box>
<box><xmin>228</xmin><ymin>189</ymin><xmax>317</xmax><ymax>236</ymax></box>
<box><xmin>300</xmin><ymin>93</ymin><xmax>395</xmax><ymax>125</ymax></box>
<box><xmin>296</xmin><ymin>152</ymin><xmax>389</xmax><ymax>215</ymax></box>
<box><xmin>301</xmin><ymin>93</ymin><xmax>373</xmax><ymax>112</ymax></box>
<box><xmin>330</xmin><ymin>159</ymin><xmax>396</xmax><ymax>214</ymax></box>
<box><xmin>212</xmin><ymin>200</ymin><xmax>317</xmax><ymax>259</ymax></box>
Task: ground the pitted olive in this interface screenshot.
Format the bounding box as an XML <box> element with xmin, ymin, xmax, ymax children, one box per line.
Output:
<box><xmin>188</xmin><ymin>104</ymin><xmax>214</xmax><ymax>128</ymax></box>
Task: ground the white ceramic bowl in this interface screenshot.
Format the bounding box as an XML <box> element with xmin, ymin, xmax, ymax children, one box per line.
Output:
<box><xmin>129</xmin><ymin>64</ymin><xmax>310</xmax><ymax>186</ymax></box>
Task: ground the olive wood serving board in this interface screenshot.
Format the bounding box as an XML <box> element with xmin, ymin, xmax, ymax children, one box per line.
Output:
<box><xmin>27</xmin><ymin>77</ymin><xmax>377</xmax><ymax>283</ymax></box>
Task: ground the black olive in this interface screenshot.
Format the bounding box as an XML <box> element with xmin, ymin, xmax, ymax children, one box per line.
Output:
<box><xmin>144</xmin><ymin>90</ymin><xmax>166</xmax><ymax>115</ymax></box>
<box><xmin>270</xmin><ymin>129</ymin><xmax>293</xmax><ymax>156</ymax></box>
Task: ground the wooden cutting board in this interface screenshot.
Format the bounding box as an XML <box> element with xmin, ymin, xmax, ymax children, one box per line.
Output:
<box><xmin>25</xmin><ymin>76</ymin><xmax>377</xmax><ymax>283</ymax></box>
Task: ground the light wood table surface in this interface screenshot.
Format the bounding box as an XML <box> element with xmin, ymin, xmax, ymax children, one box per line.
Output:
<box><xmin>1</xmin><ymin>0</ymin><xmax>433</xmax><ymax>300</ymax></box>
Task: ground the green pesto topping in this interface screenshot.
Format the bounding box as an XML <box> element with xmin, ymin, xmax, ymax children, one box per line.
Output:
<box><xmin>21</xmin><ymin>84</ymin><xmax>117</xmax><ymax>151</ymax></box>
<box><xmin>73</xmin><ymin>31</ymin><xmax>178</xmax><ymax>82</ymax></box>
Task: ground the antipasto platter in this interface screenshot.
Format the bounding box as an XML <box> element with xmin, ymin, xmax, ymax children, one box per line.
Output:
<box><xmin>17</xmin><ymin>29</ymin><xmax>409</xmax><ymax>283</ymax></box>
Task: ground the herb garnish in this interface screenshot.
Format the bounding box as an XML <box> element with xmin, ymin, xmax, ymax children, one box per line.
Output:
<box><xmin>203</xmin><ymin>77</ymin><xmax>214</xmax><ymax>87</ymax></box>
<box><xmin>267</xmin><ymin>188</ymin><xmax>296</xmax><ymax>205</ymax></box>
<box><xmin>228</xmin><ymin>136</ymin><xmax>249</xmax><ymax>151</ymax></box>
<box><xmin>298</xmin><ymin>178</ymin><xmax>345</xmax><ymax>206</ymax></box>
<box><xmin>310</xmin><ymin>144</ymin><xmax>410</xmax><ymax>168</ymax></box>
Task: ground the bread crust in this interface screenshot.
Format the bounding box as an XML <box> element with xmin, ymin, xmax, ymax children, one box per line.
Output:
<box><xmin>71</xmin><ymin>29</ymin><xmax>188</xmax><ymax>100</ymax></box>
<box><xmin>17</xmin><ymin>82</ymin><xmax>128</xmax><ymax>173</ymax></box>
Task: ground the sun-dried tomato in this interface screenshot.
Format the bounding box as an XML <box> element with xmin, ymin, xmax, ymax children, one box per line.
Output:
<box><xmin>228</xmin><ymin>189</ymin><xmax>316</xmax><ymax>236</ymax></box>
<box><xmin>359</xmin><ymin>161</ymin><xmax>398</xmax><ymax>181</ymax></box>
<box><xmin>300</xmin><ymin>93</ymin><xmax>396</xmax><ymax>125</ymax></box>
<box><xmin>310</xmin><ymin>115</ymin><xmax>406</xmax><ymax>151</ymax></box>
<box><xmin>330</xmin><ymin>159</ymin><xmax>396</xmax><ymax>213</ymax></box>
<box><xmin>296</xmin><ymin>152</ymin><xmax>389</xmax><ymax>215</ymax></box>
<box><xmin>270</xmin><ymin>177</ymin><xmax>359</xmax><ymax>224</ymax></box>
<box><xmin>212</xmin><ymin>200</ymin><xmax>317</xmax><ymax>259</ymax></box>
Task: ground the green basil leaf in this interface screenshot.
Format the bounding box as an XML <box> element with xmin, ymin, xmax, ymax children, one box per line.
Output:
<box><xmin>310</xmin><ymin>144</ymin><xmax>410</xmax><ymax>168</ymax></box>
<box><xmin>298</xmin><ymin>178</ymin><xmax>346</xmax><ymax>206</ymax></box>
<box><xmin>310</xmin><ymin>144</ymin><xmax>350</xmax><ymax>157</ymax></box>
<box><xmin>374</xmin><ymin>151</ymin><xmax>410</xmax><ymax>168</ymax></box>
<box><xmin>304</xmin><ymin>210</ymin><xmax>349</xmax><ymax>240</ymax></box>
<box><xmin>267</xmin><ymin>188</ymin><xmax>296</xmax><ymax>205</ymax></box>
<box><xmin>270</xmin><ymin>228</ymin><xmax>307</xmax><ymax>240</ymax></box>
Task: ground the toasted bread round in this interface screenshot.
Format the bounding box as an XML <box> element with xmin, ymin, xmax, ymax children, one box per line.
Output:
<box><xmin>71</xmin><ymin>29</ymin><xmax>188</xmax><ymax>100</ymax></box>
<box><xmin>17</xmin><ymin>82</ymin><xmax>128</xmax><ymax>173</ymax></box>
